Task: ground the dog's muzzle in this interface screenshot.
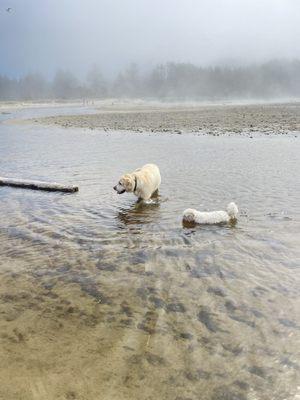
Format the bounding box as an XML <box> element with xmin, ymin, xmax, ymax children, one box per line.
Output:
<box><xmin>113</xmin><ymin>185</ymin><xmax>126</xmax><ymax>194</ymax></box>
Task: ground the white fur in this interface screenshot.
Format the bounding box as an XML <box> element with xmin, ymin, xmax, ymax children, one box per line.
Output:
<box><xmin>114</xmin><ymin>163</ymin><xmax>161</xmax><ymax>201</ymax></box>
<box><xmin>183</xmin><ymin>202</ymin><xmax>238</xmax><ymax>224</ymax></box>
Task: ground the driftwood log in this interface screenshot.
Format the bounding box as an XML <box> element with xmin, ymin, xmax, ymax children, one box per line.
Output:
<box><xmin>0</xmin><ymin>176</ymin><xmax>78</xmax><ymax>193</ymax></box>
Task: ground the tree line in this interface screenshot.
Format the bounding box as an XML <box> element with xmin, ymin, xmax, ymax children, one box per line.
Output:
<box><xmin>1</xmin><ymin>60</ymin><xmax>300</xmax><ymax>101</ymax></box>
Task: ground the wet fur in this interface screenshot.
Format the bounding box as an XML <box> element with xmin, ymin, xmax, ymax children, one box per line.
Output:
<box><xmin>114</xmin><ymin>164</ymin><xmax>161</xmax><ymax>201</ymax></box>
<box><xmin>183</xmin><ymin>202</ymin><xmax>238</xmax><ymax>224</ymax></box>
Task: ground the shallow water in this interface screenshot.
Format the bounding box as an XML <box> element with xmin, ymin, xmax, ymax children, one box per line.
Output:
<box><xmin>0</xmin><ymin>107</ymin><xmax>299</xmax><ymax>400</ymax></box>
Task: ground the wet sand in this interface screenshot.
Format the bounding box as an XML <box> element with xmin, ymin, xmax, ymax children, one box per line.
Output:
<box><xmin>1</xmin><ymin>254</ymin><xmax>299</xmax><ymax>400</ymax></box>
<box><xmin>29</xmin><ymin>101</ymin><xmax>300</xmax><ymax>135</ymax></box>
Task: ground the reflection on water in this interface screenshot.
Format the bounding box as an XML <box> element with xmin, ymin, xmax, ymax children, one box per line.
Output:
<box><xmin>0</xmin><ymin>108</ymin><xmax>300</xmax><ymax>400</ymax></box>
<box><xmin>117</xmin><ymin>197</ymin><xmax>161</xmax><ymax>228</ymax></box>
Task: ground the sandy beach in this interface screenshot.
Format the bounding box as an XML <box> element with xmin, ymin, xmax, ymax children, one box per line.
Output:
<box><xmin>22</xmin><ymin>100</ymin><xmax>300</xmax><ymax>136</ymax></box>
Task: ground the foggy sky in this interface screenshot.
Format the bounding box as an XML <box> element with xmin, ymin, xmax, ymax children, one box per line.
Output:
<box><xmin>0</xmin><ymin>0</ymin><xmax>300</xmax><ymax>79</ymax></box>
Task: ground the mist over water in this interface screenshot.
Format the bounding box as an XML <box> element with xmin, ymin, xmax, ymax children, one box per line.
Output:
<box><xmin>1</xmin><ymin>60</ymin><xmax>300</xmax><ymax>101</ymax></box>
<box><xmin>1</xmin><ymin>0</ymin><xmax>300</xmax><ymax>100</ymax></box>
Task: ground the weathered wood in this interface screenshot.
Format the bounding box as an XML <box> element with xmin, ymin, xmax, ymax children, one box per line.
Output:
<box><xmin>0</xmin><ymin>176</ymin><xmax>78</xmax><ymax>193</ymax></box>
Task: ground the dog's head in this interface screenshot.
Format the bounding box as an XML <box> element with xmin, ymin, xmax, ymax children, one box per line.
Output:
<box><xmin>113</xmin><ymin>174</ymin><xmax>135</xmax><ymax>194</ymax></box>
<box><xmin>182</xmin><ymin>208</ymin><xmax>196</xmax><ymax>222</ymax></box>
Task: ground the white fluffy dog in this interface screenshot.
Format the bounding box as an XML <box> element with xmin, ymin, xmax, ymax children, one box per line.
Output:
<box><xmin>183</xmin><ymin>202</ymin><xmax>238</xmax><ymax>224</ymax></box>
<box><xmin>113</xmin><ymin>163</ymin><xmax>161</xmax><ymax>201</ymax></box>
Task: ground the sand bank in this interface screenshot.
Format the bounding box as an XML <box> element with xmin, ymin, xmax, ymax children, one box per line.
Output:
<box><xmin>26</xmin><ymin>101</ymin><xmax>300</xmax><ymax>136</ymax></box>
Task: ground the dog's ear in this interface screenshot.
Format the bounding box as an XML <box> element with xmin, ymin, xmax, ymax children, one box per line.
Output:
<box><xmin>123</xmin><ymin>175</ymin><xmax>134</xmax><ymax>192</ymax></box>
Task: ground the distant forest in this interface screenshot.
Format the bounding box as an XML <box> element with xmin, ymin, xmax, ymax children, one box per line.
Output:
<box><xmin>1</xmin><ymin>60</ymin><xmax>300</xmax><ymax>101</ymax></box>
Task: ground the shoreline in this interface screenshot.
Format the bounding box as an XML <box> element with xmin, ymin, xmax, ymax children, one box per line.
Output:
<box><xmin>19</xmin><ymin>101</ymin><xmax>300</xmax><ymax>136</ymax></box>
<box><xmin>3</xmin><ymin>99</ymin><xmax>300</xmax><ymax>136</ymax></box>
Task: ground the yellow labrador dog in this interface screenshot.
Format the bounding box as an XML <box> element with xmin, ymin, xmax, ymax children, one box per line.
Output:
<box><xmin>114</xmin><ymin>164</ymin><xmax>161</xmax><ymax>201</ymax></box>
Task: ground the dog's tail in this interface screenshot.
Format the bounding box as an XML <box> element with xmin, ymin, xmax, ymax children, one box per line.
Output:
<box><xmin>227</xmin><ymin>202</ymin><xmax>238</xmax><ymax>219</ymax></box>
